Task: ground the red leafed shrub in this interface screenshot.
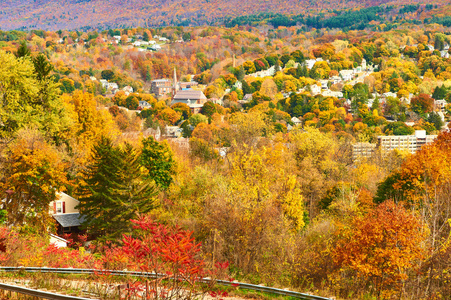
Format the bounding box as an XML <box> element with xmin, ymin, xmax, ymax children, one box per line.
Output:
<box><xmin>41</xmin><ymin>243</ymin><xmax>98</xmax><ymax>268</ymax></box>
<box><xmin>101</xmin><ymin>215</ymin><xmax>229</xmax><ymax>299</ymax></box>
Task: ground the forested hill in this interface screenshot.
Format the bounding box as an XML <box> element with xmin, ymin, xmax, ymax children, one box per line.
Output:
<box><xmin>0</xmin><ymin>0</ymin><xmax>446</xmax><ymax>31</ymax></box>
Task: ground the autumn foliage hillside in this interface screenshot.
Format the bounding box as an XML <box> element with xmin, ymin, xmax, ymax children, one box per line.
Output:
<box><xmin>0</xmin><ymin>0</ymin><xmax>449</xmax><ymax>31</ymax></box>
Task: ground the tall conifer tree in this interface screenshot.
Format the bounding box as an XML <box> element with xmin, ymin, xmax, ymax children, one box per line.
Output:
<box><xmin>78</xmin><ymin>137</ymin><xmax>157</xmax><ymax>240</ymax></box>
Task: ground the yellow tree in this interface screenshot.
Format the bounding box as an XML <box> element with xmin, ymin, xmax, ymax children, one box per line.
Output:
<box><xmin>290</xmin><ymin>127</ymin><xmax>342</xmax><ymax>217</ymax></box>
<box><xmin>260</xmin><ymin>78</ymin><xmax>278</xmax><ymax>98</ymax></box>
<box><xmin>0</xmin><ymin>129</ymin><xmax>69</xmax><ymax>230</ymax></box>
<box><xmin>201</xmin><ymin>142</ymin><xmax>305</xmax><ymax>278</ymax></box>
<box><xmin>62</xmin><ymin>91</ymin><xmax>119</xmax><ymax>186</ymax></box>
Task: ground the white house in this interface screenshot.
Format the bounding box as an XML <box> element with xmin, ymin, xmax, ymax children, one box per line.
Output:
<box><xmin>107</xmin><ymin>82</ymin><xmax>119</xmax><ymax>90</ymax></box>
<box><xmin>330</xmin><ymin>76</ymin><xmax>341</xmax><ymax>84</ymax></box>
<box><xmin>310</xmin><ymin>84</ymin><xmax>321</xmax><ymax>95</ymax></box>
<box><xmin>340</xmin><ymin>70</ymin><xmax>354</xmax><ymax>81</ymax></box>
<box><xmin>139</xmin><ymin>100</ymin><xmax>152</xmax><ymax>109</ymax></box>
<box><xmin>434</xmin><ymin>99</ymin><xmax>447</xmax><ymax>113</ymax></box>
<box><xmin>100</xmin><ymin>79</ymin><xmax>108</xmax><ymax>88</ymax></box>
<box><xmin>440</xmin><ymin>50</ymin><xmax>450</xmax><ymax>58</ymax></box>
<box><xmin>148</xmin><ymin>44</ymin><xmax>161</xmax><ymax>51</ymax></box>
<box><xmin>233</xmin><ymin>81</ymin><xmax>243</xmax><ymax>90</ymax></box>
<box><xmin>382</xmin><ymin>92</ymin><xmax>397</xmax><ymax>98</ymax></box>
<box><xmin>49</xmin><ymin>192</ymin><xmax>86</xmax><ymax>235</ymax></box>
<box><xmin>304</xmin><ymin>58</ymin><xmax>323</xmax><ymax>69</ymax></box>
<box><xmin>322</xmin><ymin>90</ymin><xmax>343</xmax><ymax>98</ymax></box>
<box><xmin>122</xmin><ymin>86</ymin><xmax>133</xmax><ymax>94</ymax></box>
<box><xmin>320</xmin><ymin>80</ymin><xmax>329</xmax><ymax>90</ymax></box>
<box><xmin>291</xmin><ymin>117</ymin><xmax>302</xmax><ymax>126</ymax></box>
<box><xmin>248</xmin><ymin>66</ymin><xmax>275</xmax><ymax>78</ymax></box>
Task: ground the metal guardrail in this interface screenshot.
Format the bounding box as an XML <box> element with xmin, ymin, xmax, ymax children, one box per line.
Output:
<box><xmin>0</xmin><ymin>267</ymin><xmax>332</xmax><ymax>300</ymax></box>
<box><xmin>0</xmin><ymin>282</ymin><xmax>94</xmax><ymax>300</ymax></box>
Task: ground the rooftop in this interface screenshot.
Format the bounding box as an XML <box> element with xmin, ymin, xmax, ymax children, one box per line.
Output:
<box><xmin>173</xmin><ymin>90</ymin><xmax>207</xmax><ymax>100</ymax></box>
<box><xmin>53</xmin><ymin>213</ymin><xmax>86</xmax><ymax>228</ymax></box>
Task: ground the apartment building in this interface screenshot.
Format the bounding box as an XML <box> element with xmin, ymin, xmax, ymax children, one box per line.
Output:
<box><xmin>352</xmin><ymin>130</ymin><xmax>437</xmax><ymax>160</ymax></box>
<box><xmin>378</xmin><ymin>130</ymin><xmax>437</xmax><ymax>154</ymax></box>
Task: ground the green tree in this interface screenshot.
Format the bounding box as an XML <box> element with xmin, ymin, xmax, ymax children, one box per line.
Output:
<box><xmin>32</xmin><ymin>53</ymin><xmax>53</xmax><ymax>81</ymax></box>
<box><xmin>291</xmin><ymin>50</ymin><xmax>305</xmax><ymax>64</ymax></box>
<box><xmin>351</xmin><ymin>83</ymin><xmax>370</xmax><ymax>113</ymax></box>
<box><xmin>237</xmin><ymin>66</ymin><xmax>245</xmax><ymax>82</ymax></box>
<box><xmin>125</xmin><ymin>95</ymin><xmax>139</xmax><ymax>110</ymax></box>
<box><xmin>385</xmin><ymin>121</ymin><xmax>415</xmax><ymax>135</ymax></box>
<box><xmin>432</xmin><ymin>85</ymin><xmax>447</xmax><ymax>100</ymax></box>
<box><xmin>143</xmin><ymin>31</ymin><xmax>150</xmax><ymax>42</ymax></box>
<box><xmin>427</xmin><ymin>112</ymin><xmax>444</xmax><ymax>131</ymax></box>
<box><xmin>101</xmin><ymin>69</ymin><xmax>115</xmax><ymax>81</ymax></box>
<box><xmin>200</xmin><ymin>101</ymin><xmax>217</xmax><ymax>118</ymax></box>
<box><xmin>189</xmin><ymin>113</ymin><xmax>208</xmax><ymax>127</ymax></box>
<box><xmin>141</xmin><ymin>137</ymin><xmax>176</xmax><ymax>190</ymax></box>
<box><xmin>78</xmin><ymin>137</ymin><xmax>157</xmax><ymax>240</ymax></box>
<box><xmin>242</xmin><ymin>80</ymin><xmax>255</xmax><ymax>95</ymax></box>
<box><xmin>0</xmin><ymin>50</ymin><xmax>73</xmax><ymax>143</ymax></box>
<box><xmin>15</xmin><ymin>41</ymin><xmax>31</xmax><ymax>58</ymax></box>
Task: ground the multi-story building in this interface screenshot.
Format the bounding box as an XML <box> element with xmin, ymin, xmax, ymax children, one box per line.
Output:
<box><xmin>352</xmin><ymin>130</ymin><xmax>438</xmax><ymax>160</ymax></box>
<box><xmin>152</xmin><ymin>68</ymin><xmax>199</xmax><ymax>98</ymax></box>
<box><xmin>378</xmin><ymin>130</ymin><xmax>437</xmax><ymax>154</ymax></box>
<box><xmin>352</xmin><ymin>142</ymin><xmax>377</xmax><ymax>161</ymax></box>
<box><xmin>151</xmin><ymin>79</ymin><xmax>173</xmax><ymax>96</ymax></box>
<box><xmin>172</xmin><ymin>90</ymin><xmax>207</xmax><ymax>114</ymax></box>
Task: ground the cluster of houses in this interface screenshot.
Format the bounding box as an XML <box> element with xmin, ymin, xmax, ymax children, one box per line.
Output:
<box><xmin>400</xmin><ymin>43</ymin><xmax>450</xmax><ymax>59</ymax></box>
<box><xmin>110</xmin><ymin>34</ymin><xmax>166</xmax><ymax>51</ymax></box>
<box><xmin>151</xmin><ymin>68</ymin><xmax>207</xmax><ymax>114</ymax></box>
<box><xmin>95</xmin><ymin>78</ymin><xmax>134</xmax><ymax>96</ymax></box>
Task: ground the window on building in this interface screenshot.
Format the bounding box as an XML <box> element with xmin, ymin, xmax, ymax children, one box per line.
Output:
<box><xmin>55</xmin><ymin>202</ymin><xmax>65</xmax><ymax>214</ymax></box>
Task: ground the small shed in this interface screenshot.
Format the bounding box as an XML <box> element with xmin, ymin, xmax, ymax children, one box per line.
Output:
<box><xmin>49</xmin><ymin>234</ymin><xmax>68</xmax><ymax>248</ymax></box>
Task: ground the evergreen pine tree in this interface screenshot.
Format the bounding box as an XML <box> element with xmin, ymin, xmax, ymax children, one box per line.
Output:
<box><xmin>295</xmin><ymin>64</ymin><xmax>303</xmax><ymax>78</ymax></box>
<box><xmin>301</xmin><ymin>66</ymin><xmax>308</xmax><ymax>77</ymax></box>
<box><xmin>371</xmin><ymin>96</ymin><xmax>380</xmax><ymax>113</ymax></box>
<box><xmin>242</xmin><ymin>80</ymin><xmax>255</xmax><ymax>95</ymax></box>
<box><xmin>78</xmin><ymin>137</ymin><xmax>121</xmax><ymax>238</ymax></box>
<box><xmin>237</xmin><ymin>66</ymin><xmax>245</xmax><ymax>82</ymax></box>
<box><xmin>33</xmin><ymin>53</ymin><xmax>53</xmax><ymax>81</ymax></box>
<box><xmin>15</xmin><ymin>41</ymin><xmax>31</xmax><ymax>58</ymax></box>
<box><xmin>111</xmin><ymin>143</ymin><xmax>157</xmax><ymax>237</ymax></box>
<box><xmin>432</xmin><ymin>85</ymin><xmax>447</xmax><ymax>100</ymax></box>
<box><xmin>274</xmin><ymin>58</ymin><xmax>281</xmax><ymax>73</ymax></box>
<box><xmin>143</xmin><ymin>31</ymin><xmax>150</xmax><ymax>42</ymax></box>
<box><xmin>77</xmin><ymin>137</ymin><xmax>157</xmax><ymax>240</ymax></box>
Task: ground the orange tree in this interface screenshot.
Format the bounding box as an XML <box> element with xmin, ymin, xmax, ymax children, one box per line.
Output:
<box><xmin>374</xmin><ymin>132</ymin><xmax>451</xmax><ymax>297</ymax></box>
<box><xmin>333</xmin><ymin>201</ymin><xmax>427</xmax><ymax>299</ymax></box>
